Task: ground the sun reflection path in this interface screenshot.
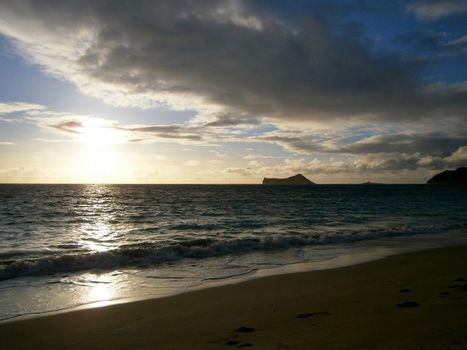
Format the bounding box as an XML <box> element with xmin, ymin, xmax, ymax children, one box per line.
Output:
<box><xmin>77</xmin><ymin>185</ymin><xmax>121</xmax><ymax>253</ymax></box>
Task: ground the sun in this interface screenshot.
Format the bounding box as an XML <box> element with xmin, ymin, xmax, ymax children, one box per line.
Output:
<box><xmin>72</xmin><ymin>118</ymin><xmax>127</xmax><ymax>183</ymax></box>
<box><xmin>78</xmin><ymin>119</ymin><xmax>125</xmax><ymax>145</ymax></box>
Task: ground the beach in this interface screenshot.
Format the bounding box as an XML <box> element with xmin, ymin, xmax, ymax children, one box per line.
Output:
<box><xmin>1</xmin><ymin>244</ymin><xmax>466</xmax><ymax>349</ymax></box>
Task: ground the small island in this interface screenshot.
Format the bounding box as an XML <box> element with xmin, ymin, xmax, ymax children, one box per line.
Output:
<box><xmin>262</xmin><ymin>173</ymin><xmax>315</xmax><ymax>185</ymax></box>
<box><xmin>427</xmin><ymin>167</ymin><xmax>467</xmax><ymax>185</ymax></box>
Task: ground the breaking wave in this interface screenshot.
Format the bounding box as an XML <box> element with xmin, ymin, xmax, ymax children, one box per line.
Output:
<box><xmin>1</xmin><ymin>222</ymin><xmax>464</xmax><ymax>281</ymax></box>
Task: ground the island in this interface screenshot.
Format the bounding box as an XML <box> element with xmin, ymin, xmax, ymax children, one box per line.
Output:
<box><xmin>427</xmin><ymin>167</ymin><xmax>467</xmax><ymax>184</ymax></box>
<box><xmin>262</xmin><ymin>173</ymin><xmax>315</xmax><ymax>185</ymax></box>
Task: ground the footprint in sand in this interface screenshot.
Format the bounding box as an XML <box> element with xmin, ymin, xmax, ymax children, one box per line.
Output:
<box><xmin>449</xmin><ymin>283</ymin><xmax>467</xmax><ymax>291</ymax></box>
<box><xmin>225</xmin><ymin>340</ymin><xmax>240</xmax><ymax>346</ymax></box>
<box><xmin>397</xmin><ymin>301</ymin><xmax>419</xmax><ymax>307</ymax></box>
<box><xmin>297</xmin><ymin>311</ymin><xmax>331</xmax><ymax>318</ymax></box>
<box><xmin>225</xmin><ymin>340</ymin><xmax>252</xmax><ymax>347</ymax></box>
<box><xmin>235</xmin><ymin>326</ymin><xmax>255</xmax><ymax>333</ymax></box>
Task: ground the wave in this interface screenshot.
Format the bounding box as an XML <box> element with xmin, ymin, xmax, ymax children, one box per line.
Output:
<box><xmin>0</xmin><ymin>222</ymin><xmax>465</xmax><ymax>281</ymax></box>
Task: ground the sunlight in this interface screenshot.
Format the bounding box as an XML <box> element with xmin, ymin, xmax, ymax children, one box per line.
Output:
<box><xmin>87</xmin><ymin>283</ymin><xmax>114</xmax><ymax>303</ymax></box>
<box><xmin>79</xmin><ymin>274</ymin><xmax>119</xmax><ymax>308</ymax></box>
<box><xmin>70</xmin><ymin>119</ymin><xmax>129</xmax><ymax>183</ymax></box>
<box><xmin>78</xmin><ymin>119</ymin><xmax>125</xmax><ymax>145</ymax></box>
<box><xmin>76</xmin><ymin>147</ymin><xmax>119</xmax><ymax>183</ymax></box>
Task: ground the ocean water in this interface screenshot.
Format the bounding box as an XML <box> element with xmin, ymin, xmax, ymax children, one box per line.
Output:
<box><xmin>1</xmin><ymin>184</ymin><xmax>467</xmax><ymax>321</ymax></box>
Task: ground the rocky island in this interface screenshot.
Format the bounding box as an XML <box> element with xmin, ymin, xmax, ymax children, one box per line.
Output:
<box><xmin>427</xmin><ymin>167</ymin><xmax>467</xmax><ymax>184</ymax></box>
<box><xmin>262</xmin><ymin>173</ymin><xmax>315</xmax><ymax>185</ymax></box>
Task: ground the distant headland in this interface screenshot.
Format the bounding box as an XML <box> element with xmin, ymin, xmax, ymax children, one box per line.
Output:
<box><xmin>427</xmin><ymin>167</ymin><xmax>467</xmax><ymax>185</ymax></box>
<box><xmin>262</xmin><ymin>173</ymin><xmax>315</xmax><ymax>185</ymax></box>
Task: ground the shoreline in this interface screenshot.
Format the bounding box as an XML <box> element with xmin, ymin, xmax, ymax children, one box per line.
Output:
<box><xmin>1</xmin><ymin>244</ymin><xmax>467</xmax><ymax>349</ymax></box>
<box><xmin>2</xmin><ymin>228</ymin><xmax>467</xmax><ymax>324</ymax></box>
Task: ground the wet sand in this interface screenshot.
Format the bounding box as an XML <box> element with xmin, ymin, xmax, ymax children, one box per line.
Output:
<box><xmin>1</xmin><ymin>244</ymin><xmax>467</xmax><ymax>349</ymax></box>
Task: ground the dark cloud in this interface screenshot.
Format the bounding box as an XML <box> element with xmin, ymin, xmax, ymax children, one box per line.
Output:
<box><xmin>395</xmin><ymin>30</ymin><xmax>467</xmax><ymax>54</ymax></box>
<box><xmin>128</xmin><ymin>125</ymin><xmax>186</xmax><ymax>133</ymax></box>
<box><xmin>1</xmin><ymin>0</ymin><xmax>466</xmax><ymax>125</ymax></box>
<box><xmin>395</xmin><ymin>31</ymin><xmax>445</xmax><ymax>50</ymax></box>
<box><xmin>338</xmin><ymin>133</ymin><xmax>467</xmax><ymax>156</ymax></box>
<box><xmin>124</xmin><ymin>124</ymin><xmax>204</xmax><ymax>141</ymax></box>
<box><xmin>255</xmin><ymin>131</ymin><xmax>467</xmax><ymax>158</ymax></box>
<box><xmin>256</xmin><ymin>134</ymin><xmax>325</xmax><ymax>154</ymax></box>
<box><xmin>204</xmin><ymin>113</ymin><xmax>261</xmax><ymax>127</ymax></box>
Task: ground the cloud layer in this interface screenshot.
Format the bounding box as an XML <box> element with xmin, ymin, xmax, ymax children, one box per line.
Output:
<box><xmin>0</xmin><ymin>1</ymin><xmax>466</xmax><ymax>182</ymax></box>
<box><xmin>0</xmin><ymin>0</ymin><xmax>466</xmax><ymax>126</ymax></box>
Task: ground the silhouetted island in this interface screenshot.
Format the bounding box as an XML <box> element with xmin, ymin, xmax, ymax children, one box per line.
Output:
<box><xmin>262</xmin><ymin>173</ymin><xmax>315</xmax><ymax>185</ymax></box>
<box><xmin>360</xmin><ymin>182</ymin><xmax>384</xmax><ymax>185</ymax></box>
<box><xmin>427</xmin><ymin>167</ymin><xmax>467</xmax><ymax>184</ymax></box>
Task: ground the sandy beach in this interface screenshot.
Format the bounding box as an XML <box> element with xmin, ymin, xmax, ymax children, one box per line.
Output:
<box><xmin>1</xmin><ymin>244</ymin><xmax>467</xmax><ymax>350</ymax></box>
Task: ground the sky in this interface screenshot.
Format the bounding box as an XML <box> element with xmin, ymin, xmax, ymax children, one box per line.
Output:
<box><xmin>0</xmin><ymin>0</ymin><xmax>466</xmax><ymax>184</ymax></box>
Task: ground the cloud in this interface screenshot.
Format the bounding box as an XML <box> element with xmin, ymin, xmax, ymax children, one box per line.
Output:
<box><xmin>184</xmin><ymin>160</ymin><xmax>200</xmax><ymax>167</ymax></box>
<box><xmin>242</xmin><ymin>154</ymin><xmax>278</xmax><ymax>160</ymax></box>
<box><xmin>394</xmin><ymin>30</ymin><xmax>445</xmax><ymax>50</ymax></box>
<box><xmin>48</xmin><ymin>120</ymin><xmax>83</xmax><ymax>134</ymax></box>
<box><xmin>253</xmin><ymin>130</ymin><xmax>467</xmax><ymax>158</ymax></box>
<box><xmin>337</xmin><ymin>133</ymin><xmax>467</xmax><ymax>156</ymax></box>
<box><xmin>408</xmin><ymin>1</ymin><xmax>467</xmax><ymax>21</ymax></box>
<box><xmin>223</xmin><ymin>167</ymin><xmax>254</xmax><ymax>176</ymax></box>
<box><xmin>210</xmin><ymin>150</ymin><xmax>227</xmax><ymax>158</ymax></box>
<box><xmin>154</xmin><ymin>154</ymin><xmax>167</xmax><ymax>161</ymax></box>
<box><xmin>204</xmin><ymin>113</ymin><xmax>261</xmax><ymax>128</ymax></box>
<box><xmin>253</xmin><ymin>130</ymin><xmax>329</xmax><ymax>154</ymax></box>
<box><xmin>449</xmin><ymin>35</ymin><xmax>467</xmax><ymax>46</ymax></box>
<box><xmin>394</xmin><ymin>30</ymin><xmax>467</xmax><ymax>54</ymax></box>
<box><xmin>123</xmin><ymin>124</ymin><xmax>204</xmax><ymax>142</ymax></box>
<box><xmin>0</xmin><ymin>1</ymin><xmax>466</xmax><ymax>126</ymax></box>
<box><xmin>5</xmin><ymin>100</ymin><xmax>465</xmax><ymax>168</ymax></box>
<box><xmin>0</xmin><ymin>102</ymin><xmax>45</xmax><ymax>114</ymax></box>
<box><xmin>0</xmin><ymin>141</ymin><xmax>15</xmax><ymax>146</ymax></box>
<box><xmin>0</xmin><ymin>102</ymin><xmax>46</xmax><ymax>122</ymax></box>
<box><xmin>228</xmin><ymin>145</ymin><xmax>467</xmax><ymax>181</ymax></box>
<box><xmin>447</xmin><ymin>34</ymin><xmax>467</xmax><ymax>52</ymax></box>
<box><xmin>418</xmin><ymin>145</ymin><xmax>467</xmax><ymax>168</ymax></box>
<box><xmin>0</xmin><ymin>166</ymin><xmax>41</xmax><ymax>182</ymax></box>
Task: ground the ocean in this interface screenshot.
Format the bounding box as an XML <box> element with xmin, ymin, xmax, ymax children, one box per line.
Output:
<box><xmin>1</xmin><ymin>184</ymin><xmax>467</xmax><ymax>321</ymax></box>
